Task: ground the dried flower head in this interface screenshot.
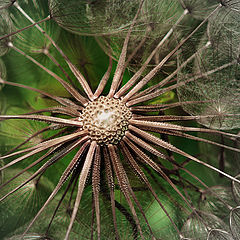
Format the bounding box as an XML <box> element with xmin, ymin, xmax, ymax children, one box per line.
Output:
<box><xmin>0</xmin><ymin>0</ymin><xmax>240</xmax><ymax>240</ymax></box>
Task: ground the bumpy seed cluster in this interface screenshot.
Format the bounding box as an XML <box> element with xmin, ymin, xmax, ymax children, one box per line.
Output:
<box><xmin>80</xmin><ymin>96</ymin><xmax>132</xmax><ymax>145</ymax></box>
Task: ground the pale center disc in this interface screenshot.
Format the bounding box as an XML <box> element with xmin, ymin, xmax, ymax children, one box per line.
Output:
<box><xmin>80</xmin><ymin>96</ymin><xmax>132</xmax><ymax>145</ymax></box>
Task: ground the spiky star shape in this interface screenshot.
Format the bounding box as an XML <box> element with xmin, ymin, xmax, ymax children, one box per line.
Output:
<box><xmin>0</xmin><ymin>1</ymin><xmax>240</xmax><ymax>240</ymax></box>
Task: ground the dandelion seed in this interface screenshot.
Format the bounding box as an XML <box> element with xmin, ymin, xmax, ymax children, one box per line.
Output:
<box><xmin>0</xmin><ymin>0</ymin><xmax>240</xmax><ymax>240</ymax></box>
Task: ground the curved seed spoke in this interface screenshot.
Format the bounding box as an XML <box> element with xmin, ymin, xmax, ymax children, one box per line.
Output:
<box><xmin>94</xmin><ymin>57</ymin><xmax>112</xmax><ymax>99</ymax></box>
<box><xmin>0</xmin><ymin>147</ymin><xmax>57</xmax><ymax>191</ymax></box>
<box><xmin>0</xmin><ymin>114</ymin><xmax>83</xmax><ymax>127</ymax></box>
<box><xmin>92</xmin><ymin>145</ymin><xmax>101</xmax><ymax>240</ymax></box>
<box><xmin>0</xmin><ymin>131</ymin><xmax>87</xmax><ymax>167</ymax></box>
<box><xmin>132</xmin><ymin>114</ymin><xmax>240</xmax><ymax>122</ymax></box>
<box><xmin>13</xmin><ymin>1</ymin><xmax>92</xmax><ymax>103</ymax></box>
<box><xmin>67</xmin><ymin>62</ymin><xmax>94</xmax><ymax>101</ymax></box>
<box><xmin>126</xmin><ymin>60</ymin><xmax>237</xmax><ymax>106</ymax></box>
<box><xmin>123</xmin><ymin>136</ymin><xmax>194</xmax><ymax>219</ymax></box>
<box><xmin>122</xmin><ymin>47</ymin><xmax>175</xmax><ymax>103</ymax></box>
<box><xmin>115</xmin><ymin>9</ymin><xmax>189</xmax><ymax>99</ymax></box>
<box><xmin>159</xmin><ymin>151</ymin><xmax>234</xmax><ymax>208</ymax></box>
<box><xmin>1</xmin><ymin>138</ymin><xmax>87</xmax><ymax>203</ymax></box>
<box><xmin>65</xmin><ymin>141</ymin><xmax>97</xmax><ymax>240</ymax></box>
<box><xmin>116</xmin><ymin>149</ymin><xmax>155</xmax><ymax>239</ymax></box>
<box><xmin>130</xmin><ymin>101</ymin><xmax>210</xmax><ymax>112</ymax></box>
<box><xmin>5</xmin><ymin>126</ymin><xmax>51</xmax><ymax>155</ymax></box>
<box><xmin>44</xmin><ymin>50</ymin><xmax>76</xmax><ymax>88</ymax></box>
<box><xmin>7</xmin><ymin>42</ymin><xmax>88</xmax><ymax>105</ymax></box>
<box><xmin>129</xmin><ymin>119</ymin><xmax>240</xmax><ymax>139</ymax></box>
<box><xmin>120</xmin><ymin>141</ymin><xmax>181</xmax><ymax>237</ymax></box>
<box><xmin>122</xmin><ymin>4</ymin><xmax>222</xmax><ymax>103</ymax></box>
<box><xmin>23</xmin><ymin>107</ymin><xmax>80</xmax><ymax>117</ymax></box>
<box><xmin>125</xmin><ymin>131</ymin><xmax>168</xmax><ymax>160</ymax></box>
<box><xmin>108</xmin><ymin>144</ymin><xmax>144</xmax><ymax>240</ymax></box>
<box><xmin>130</xmin><ymin>41</ymin><xmax>211</xmax><ymax>100</ymax></box>
<box><xmin>111</xmin><ymin>146</ymin><xmax>155</xmax><ymax>238</ymax></box>
<box><xmin>123</xmin><ymin>136</ymin><xmax>166</xmax><ymax>173</ymax></box>
<box><xmin>103</xmin><ymin>147</ymin><xmax>120</xmax><ymax>240</ymax></box>
<box><xmin>129</xmin><ymin>125</ymin><xmax>240</xmax><ymax>184</ymax></box>
<box><xmin>167</xmin><ymin>158</ymin><xmax>226</xmax><ymax>204</ymax></box>
<box><xmin>22</xmin><ymin>140</ymin><xmax>90</xmax><ymax>237</ymax></box>
<box><xmin>108</xmin><ymin>0</ymin><xmax>145</xmax><ymax>98</ymax></box>
<box><xmin>46</xmin><ymin>172</ymin><xmax>79</xmax><ymax>234</ymax></box>
<box><xmin>0</xmin><ymin>78</ymin><xmax>77</xmax><ymax>107</ymax></box>
<box><xmin>0</xmin><ymin>78</ymin><xmax>83</xmax><ymax>110</ymax></box>
<box><xmin>59</xmin><ymin>140</ymin><xmax>90</xmax><ymax>184</ymax></box>
<box><xmin>57</xmin><ymin>97</ymin><xmax>83</xmax><ymax>111</ymax></box>
<box><xmin>0</xmin><ymin>144</ymin><xmax>52</xmax><ymax>172</ymax></box>
<box><xmin>146</xmin><ymin>128</ymin><xmax>240</xmax><ymax>153</ymax></box>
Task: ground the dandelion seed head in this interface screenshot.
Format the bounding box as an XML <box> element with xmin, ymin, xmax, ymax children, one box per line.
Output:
<box><xmin>81</xmin><ymin>96</ymin><xmax>132</xmax><ymax>145</ymax></box>
<box><xmin>1</xmin><ymin>0</ymin><xmax>240</xmax><ymax>239</ymax></box>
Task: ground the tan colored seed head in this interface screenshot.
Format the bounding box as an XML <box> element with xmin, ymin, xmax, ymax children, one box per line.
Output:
<box><xmin>80</xmin><ymin>96</ymin><xmax>132</xmax><ymax>145</ymax></box>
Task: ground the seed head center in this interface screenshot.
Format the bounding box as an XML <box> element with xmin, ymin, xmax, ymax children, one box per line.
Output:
<box><xmin>80</xmin><ymin>96</ymin><xmax>132</xmax><ymax>145</ymax></box>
